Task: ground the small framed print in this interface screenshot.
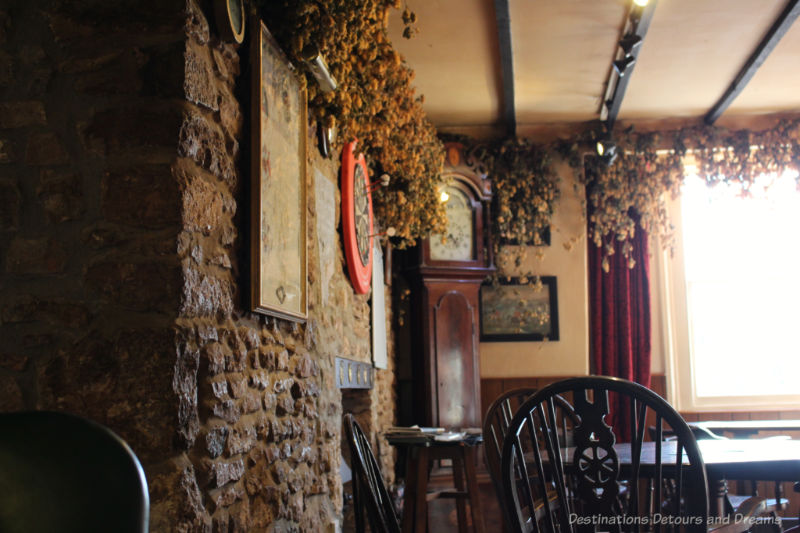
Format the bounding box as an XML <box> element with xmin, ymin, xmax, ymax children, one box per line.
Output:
<box><xmin>250</xmin><ymin>21</ymin><xmax>308</xmax><ymax>321</ymax></box>
<box><xmin>480</xmin><ymin>276</ymin><xmax>559</xmax><ymax>342</ymax></box>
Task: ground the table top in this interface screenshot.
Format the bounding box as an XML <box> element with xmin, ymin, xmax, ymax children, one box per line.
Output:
<box><xmin>609</xmin><ymin>438</ymin><xmax>800</xmax><ymax>482</ymax></box>
<box><xmin>385</xmin><ymin>431</ymin><xmax>483</xmax><ymax>447</ymax></box>
<box><xmin>691</xmin><ymin>419</ymin><xmax>800</xmax><ymax>432</ymax></box>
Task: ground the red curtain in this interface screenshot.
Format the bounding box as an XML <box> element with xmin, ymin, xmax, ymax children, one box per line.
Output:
<box><xmin>588</xmin><ymin>218</ymin><xmax>652</xmax><ymax>440</ymax></box>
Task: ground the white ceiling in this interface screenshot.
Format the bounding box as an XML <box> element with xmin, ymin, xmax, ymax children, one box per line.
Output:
<box><xmin>387</xmin><ymin>0</ymin><xmax>800</xmax><ymax>132</ymax></box>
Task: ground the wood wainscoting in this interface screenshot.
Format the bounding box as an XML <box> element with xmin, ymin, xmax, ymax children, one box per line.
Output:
<box><xmin>480</xmin><ymin>374</ymin><xmax>800</xmax><ymax>519</ymax></box>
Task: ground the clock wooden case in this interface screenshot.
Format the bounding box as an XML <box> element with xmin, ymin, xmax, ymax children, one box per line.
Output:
<box><xmin>398</xmin><ymin>142</ymin><xmax>495</xmax><ymax>430</ymax></box>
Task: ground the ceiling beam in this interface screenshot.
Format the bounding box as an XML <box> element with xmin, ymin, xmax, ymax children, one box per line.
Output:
<box><xmin>603</xmin><ymin>0</ymin><xmax>659</xmax><ymax>130</ymax></box>
<box><xmin>705</xmin><ymin>0</ymin><xmax>800</xmax><ymax>125</ymax></box>
<box><xmin>493</xmin><ymin>0</ymin><xmax>516</xmax><ymax>136</ymax></box>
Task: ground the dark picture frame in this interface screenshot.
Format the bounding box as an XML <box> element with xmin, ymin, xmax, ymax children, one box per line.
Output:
<box><xmin>480</xmin><ymin>276</ymin><xmax>559</xmax><ymax>341</ymax></box>
<box><xmin>250</xmin><ymin>20</ymin><xmax>308</xmax><ymax>322</ymax></box>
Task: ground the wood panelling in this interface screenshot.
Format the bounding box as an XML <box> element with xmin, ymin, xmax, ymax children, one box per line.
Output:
<box><xmin>480</xmin><ymin>374</ymin><xmax>800</xmax><ymax>518</ymax></box>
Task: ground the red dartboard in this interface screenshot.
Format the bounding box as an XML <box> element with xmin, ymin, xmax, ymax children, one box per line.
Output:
<box><xmin>341</xmin><ymin>140</ymin><xmax>373</xmax><ymax>294</ymax></box>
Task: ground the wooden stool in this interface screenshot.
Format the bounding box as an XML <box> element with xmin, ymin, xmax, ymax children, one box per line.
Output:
<box><xmin>395</xmin><ymin>438</ymin><xmax>485</xmax><ymax>533</ymax></box>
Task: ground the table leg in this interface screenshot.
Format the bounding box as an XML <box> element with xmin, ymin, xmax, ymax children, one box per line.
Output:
<box><xmin>414</xmin><ymin>447</ymin><xmax>430</xmax><ymax>533</ymax></box>
<box><xmin>463</xmin><ymin>446</ymin><xmax>485</xmax><ymax>533</ymax></box>
<box><xmin>712</xmin><ymin>479</ymin><xmax>728</xmax><ymax>518</ymax></box>
<box><xmin>452</xmin><ymin>450</ymin><xmax>468</xmax><ymax>533</ymax></box>
<box><xmin>401</xmin><ymin>447</ymin><xmax>418</xmax><ymax>533</ymax></box>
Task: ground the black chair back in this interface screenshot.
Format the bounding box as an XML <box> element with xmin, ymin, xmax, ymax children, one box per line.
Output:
<box><xmin>0</xmin><ymin>411</ymin><xmax>149</xmax><ymax>533</ymax></box>
<box><xmin>484</xmin><ymin>388</ymin><xmax>539</xmax><ymax>498</ymax></box>
<box><xmin>484</xmin><ymin>388</ymin><xmax>578</xmax><ymax>527</ymax></box>
<box><xmin>500</xmin><ymin>376</ymin><xmax>709</xmax><ymax>533</ymax></box>
<box><xmin>344</xmin><ymin>413</ymin><xmax>401</xmax><ymax>533</ymax></box>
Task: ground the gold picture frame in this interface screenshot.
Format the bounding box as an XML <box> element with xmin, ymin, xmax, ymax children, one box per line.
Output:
<box><xmin>251</xmin><ymin>20</ymin><xmax>308</xmax><ymax>321</ymax></box>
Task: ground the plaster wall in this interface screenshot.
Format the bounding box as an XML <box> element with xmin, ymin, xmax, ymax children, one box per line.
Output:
<box><xmin>479</xmin><ymin>159</ymin><xmax>590</xmax><ymax>378</ymax></box>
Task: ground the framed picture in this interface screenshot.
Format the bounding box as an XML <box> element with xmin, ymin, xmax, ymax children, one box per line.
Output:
<box><xmin>250</xmin><ymin>20</ymin><xmax>308</xmax><ymax>321</ymax></box>
<box><xmin>480</xmin><ymin>276</ymin><xmax>559</xmax><ymax>341</ymax></box>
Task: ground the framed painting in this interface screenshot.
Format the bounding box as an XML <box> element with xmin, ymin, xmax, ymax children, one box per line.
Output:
<box><xmin>479</xmin><ymin>276</ymin><xmax>559</xmax><ymax>342</ymax></box>
<box><xmin>250</xmin><ymin>20</ymin><xmax>308</xmax><ymax>321</ymax></box>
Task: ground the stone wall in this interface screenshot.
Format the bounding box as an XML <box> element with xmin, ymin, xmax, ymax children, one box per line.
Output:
<box><xmin>0</xmin><ymin>0</ymin><xmax>396</xmax><ymax>531</ymax></box>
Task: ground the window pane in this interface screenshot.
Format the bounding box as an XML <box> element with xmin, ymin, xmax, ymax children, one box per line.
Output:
<box><xmin>681</xmin><ymin>171</ymin><xmax>800</xmax><ymax>399</ymax></box>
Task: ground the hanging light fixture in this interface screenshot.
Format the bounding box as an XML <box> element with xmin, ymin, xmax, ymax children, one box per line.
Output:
<box><xmin>596</xmin><ymin>139</ymin><xmax>618</xmax><ymax>166</ymax></box>
<box><xmin>613</xmin><ymin>56</ymin><xmax>636</xmax><ymax>77</ymax></box>
<box><xmin>619</xmin><ymin>33</ymin><xmax>643</xmax><ymax>55</ymax></box>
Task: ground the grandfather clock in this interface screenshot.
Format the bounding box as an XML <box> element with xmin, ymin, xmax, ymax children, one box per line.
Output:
<box><xmin>400</xmin><ymin>142</ymin><xmax>494</xmax><ymax>430</ymax></box>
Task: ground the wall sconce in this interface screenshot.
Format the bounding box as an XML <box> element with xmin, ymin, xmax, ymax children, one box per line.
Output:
<box><xmin>301</xmin><ymin>45</ymin><xmax>337</xmax><ymax>93</ymax></box>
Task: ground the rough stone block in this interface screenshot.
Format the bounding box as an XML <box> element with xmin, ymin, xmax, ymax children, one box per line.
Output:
<box><xmin>83</xmin><ymin>104</ymin><xmax>181</xmax><ymax>157</ymax></box>
<box><xmin>0</xmin><ymin>11</ymin><xmax>8</xmax><ymax>45</ymax></box>
<box><xmin>102</xmin><ymin>166</ymin><xmax>180</xmax><ymax>228</ymax></box>
<box><xmin>36</xmin><ymin>170</ymin><xmax>84</xmax><ymax>223</ymax></box>
<box><xmin>210</xmin><ymin>378</ymin><xmax>229</xmax><ymax>399</ymax></box>
<box><xmin>141</xmin><ymin>41</ymin><xmax>185</xmax><ymax>99</ymax></box>
<box><xmin>0</xmin><ymin>374</ymin><xmax>24</xmax><ymax>411</ymax></box>
<box><xmin>173</xmin><ymin>339</ymin><xmax>200</xmax><ymax>448</ymax></box>
<box><xmin>242</xmin><ymin>391</ymin><xmax>261</xmax><ymax>414</ymax></box>
<box><xmin>73</xmin><ymin>48</ymin><xmax>145</xmax><ymax>95</ymax></box>
<box><xmin>263</xmin><ymin>391</ymin><xmax>276</xmax><ymax>411</ymax></box>
<box><xmin>294</xmin><ymin>353</ymin><xmax>317</xmax><ymax>378</ymax></box>
<box><xmin>185</xmin><ymin>41</ymin><xmax>219</xmax><ymax>111</ymax></box>
<box><xmin>186</xmin><ymin>0</ymin><xmax>210</xmax><ymax>45</ymax></box>
<box><xmin>147</xmin><ymin>459</ymin><xmax>211</xmax><ymax>533</ymax></box>
<box><xmin>210</xmin><ymin>458</ymin><xmax>245</xmax><ymax>488</ymax></box>
<box><xmin>206</xmin><ymin>425</ymin><xmax>229</xmax><ymax>459</ymax></box>
<box><xmin>2</xmin><ymin>296</ymin><xmax>91</xmax><ymax>328</ymax></box>
<box><xmin>0</xmin><ymin>101</ymin><xmax>46</xmax><ymax>128</ymax></box>
<box><xmin>85</xmin><ymin>259</ymin><xmax>180</xmax><ymax>312</ymax></box>
<box><xmin>276</xmin><ymin>395</ymin><xmax>294</xmax><ymax>416</ymax></box>
<box><xmin>5</xmin><ymin>237</ymin><xmax>67</xmax><ymax>274</ymax></box>
<box><xmin>226</xmin><ymin>423</ymin><xmax>257</xmax><ymax>456</ymax></box>
<box><xmin>250</xmin><ymin>370</ymin><xmax>268</xmax><ymax>390</ymax></box>
<box><xmin>0</xmin><ymin>179</ymin><xmax>20</xmax><ymax>229</ymax></box>
<box><xmin>202</xmin><ymin>341</ymin><xmax>228</xmax><ymax>376</ymax></box>
<box><xmin>227</xmin><ymin>375</ymin><xmax>246</xmax><ymax>399</ymax></box>
<box><xmin>177</xmin><ymin>159</ymin><xmax>227</xmax><ymax>236</ymax></box>
<box><xmin>36</xmin><ymin>329</ymin><xmax>176</xmax><ymax>464</ymax></box>
<box><xmin>180</xmin><ymin>260</ymin><xmax>234</xmax><ymax>318</ymax></box>
<box><xmin>0</xmin><ymin>138</ymin><xmax>16</xmax><ymax>163</ymax></box>
<box><xmin>24</xmin><ymin>131</ymin><xmax>69</xmax><ymax>166</ymax></box>
<box><xmin>0</xmin><ymin>353</ymin><xmax>28</xmax><ymax>372</ymax></box>
<box><xmin>212</xmin><ymin>399</ymin><xmax>240</xmax><ymax>425</ymax></box>
<box><xmin>228</xmin><ymin>499</ymin><xmax>252</xmax><ymax>533</ymax></box>
<box><xmin>177</xmin><ymin>113</ymin><xmax>237</xmax><ymax>187</ymax></box>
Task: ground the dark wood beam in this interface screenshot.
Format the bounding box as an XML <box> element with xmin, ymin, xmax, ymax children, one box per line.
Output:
<box><xmin>705</xmin><ymin>0</ymin><xmax>800</xmax><ymax>125</ymax></box>
<box><xmin>604</xmin><ymin>0</ymin><xmax>659</xmax><ymax>129</ymax></box>
<box><xmin>493</xmin><ymin>0</ymin><xmax>516</xmax><ymax>136</ymax></box>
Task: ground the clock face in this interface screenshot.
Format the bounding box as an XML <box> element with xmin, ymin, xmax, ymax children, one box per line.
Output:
<box><xmin>430</xmin><ymin>186</ymin><xmax>474</xmax><ymax>261</ymax></box>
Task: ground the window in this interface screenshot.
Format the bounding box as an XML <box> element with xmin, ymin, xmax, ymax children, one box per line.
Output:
<box><xmin>662</xmin><ymin>168</ymin><xmax>800</xmax><ymax>411</ymax></box>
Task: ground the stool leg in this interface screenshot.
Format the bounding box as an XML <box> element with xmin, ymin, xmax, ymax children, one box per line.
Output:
<box><xmin>452</xmin><ymin>451</ymin><xmax>468</xmax><ymax>533</ymax></box>
<box><xmin>401</xmin><ymin>448</ymin><xmax>418</xmax><ymax>533</ymax></box>
<box><xmin>464</xmin><ymin>447</ymin><xmax>485</xmax><ymax>533</ymax></box>
<box><xmin>414</xmin><ymin>448</ymin><xmax>430</xmax><ymax>533</ymax></box>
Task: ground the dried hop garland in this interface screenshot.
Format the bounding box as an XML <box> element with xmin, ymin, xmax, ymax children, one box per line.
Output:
<box><xmin>258</xmin><ymin>0</ymin><xmax>446</xmax><ymax>247</ymax></box>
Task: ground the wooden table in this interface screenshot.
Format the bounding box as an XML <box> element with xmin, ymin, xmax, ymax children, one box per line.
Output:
<box><xmin>691</xmin><ymin>420</ymin><xmax>800</xmax><ymax>437</ymax></box>
<box><xmin>612</xmin><ymin>438</ymin><xmax>800</xmax><ymax>516</ymax></box>
<box><xmin>387</xmin><ymin>433</ymin><xmax>485</xmax><ymax>533</ymax></box>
